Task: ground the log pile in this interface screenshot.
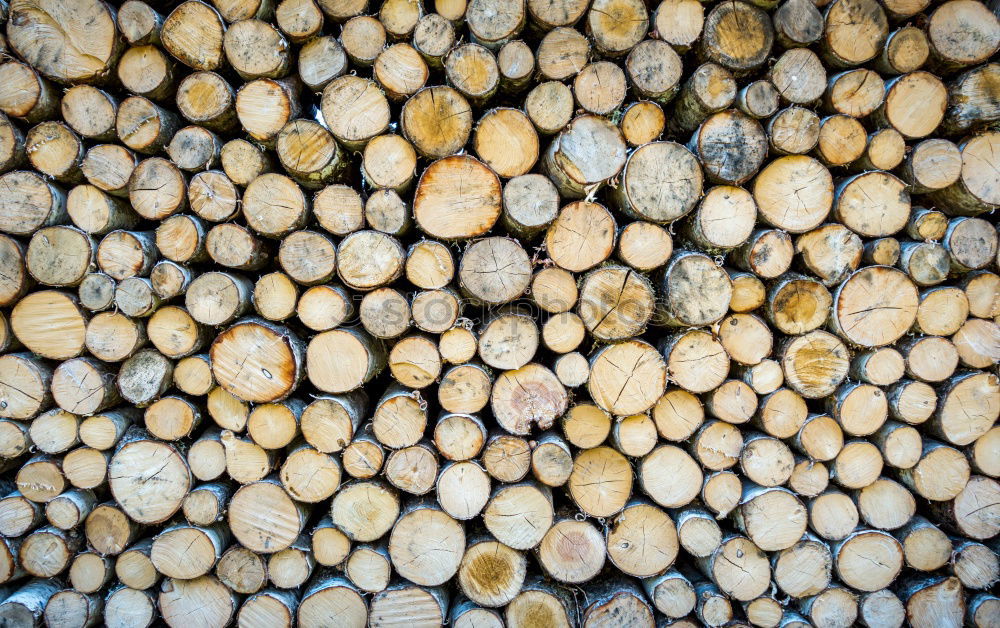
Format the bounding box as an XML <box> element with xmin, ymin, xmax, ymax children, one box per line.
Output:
<box><xmin>0</xmin><ymin>0</ymin><xmax>998</xmax><ymax>625</ymax></box>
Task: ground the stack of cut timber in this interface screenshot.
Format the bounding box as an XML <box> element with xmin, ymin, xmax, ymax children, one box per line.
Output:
<box><xmin>0</xmin><ymin>0</ymin><xmax>999</xmax><ymax>625</ymax></box>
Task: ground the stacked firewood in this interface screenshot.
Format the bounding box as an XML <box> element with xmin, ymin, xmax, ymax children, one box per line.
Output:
<box><xmin>0</xmin><ymin>0</ymin><xmax>998</xmax><ymax>625</ymax></box>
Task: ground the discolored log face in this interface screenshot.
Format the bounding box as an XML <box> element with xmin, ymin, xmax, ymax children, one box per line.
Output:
<box><xmin>1</xmin><ymin>0</ymin><xmax>999</xmax><ymax>623</ymax></box>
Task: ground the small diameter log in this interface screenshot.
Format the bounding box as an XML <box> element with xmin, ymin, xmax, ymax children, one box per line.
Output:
<box><xmin>821</xmin><ymin>0</ymin><xmax>888</xmax><ymax>67</ymax></box>
<box><xmin>754</xmin><ymin>156</ymin><xmax>833</xmax><ymax>234</ymax></box>
<box><xmin>85</xmin><ymin>312</ymin><xmax>146</xmax><ymax>364</ymax></box>
<box><xmin>529</xmin><ymin>431</ymin><xmax>572</xmax><ymax>488</ymax></box>
<box><xmin>831</xmin><ymin>439</ymin><xmax>884</xmax><ymax>490</ymax></box>
<box><xmin>770</xmin><ymin>49</ymin><xmax>827</xmax><ymax>105</ymax></box>
<box><xmin>473</xmin><ymin>108</ymin><xmax>539</xmax><ymax>178</ymax></box>
<box><xmin>25</xmin><ymin>121</ymin><xmax>84</xmax><ymax>184</ymax></box>
<box><xmin>700</xmin><ymin>1</ymin><xmax>773</xmax><ymax>74</ymax></box>
<box><xmin>501</xmin><ymin>174</ymin><xmax>559</xmax><ymax>240</ymax></box>
<box><xmin>943</xmin><ymin>63</ymin><xmax>1000</xmax><ymax>135</ymax></box>
<box><xmin>69</xmin><ymin>552</ymin><xmax>115</xmax><ymax>592</ymax></box>
<box><xmin>864</xmin><ymin>236</ymin><xmax>902</xmax><ymax>265</ymax></box>
<box><xmin>766</xmin><ymin>275</ymin><xmax>833</xmax><ymax>338</ymax></box>
<box><xmin>727</xmin><ymin>271</ymin><xmax>765</xmax><ymax>313</ymax></box>
<box><xmin>84</xmin><ymin>503</ymin><xmax>138</xmax><ymax>556</ymax></box>
<box><xmin>386</xmin><ymin>501</ymin><xmax>464</xmax><ymax>587</ymax></box>
<box><xmin>150</xmin><ymin>523</ymin><xmax>228</xmax><ymax>580</ymax></box>
<box><xmin>456</xmin><ymin>536</ymin><xmax>526</xmax><ymax>607</ymax></box>
<box><xmin>437</xmin><ymin>460</ymin><xmax>490</xmax><ymax>520</ymax></box>
<box><xmin>834</xmin><ymin>171</ymin><xmax>911</xmax><ymax>238</ymax></box>
<box><xmin>812</xmin><ymin>112</ymin><xmax>871</xmax><ymax>164</ymax></box>
<box><xmin>735</xmin><ymin>483</ymin><xmax>807</xmax><ymax>551</ymax></box>
<box><xmin>44</xmin><ymin>589</ymin><xmax>102</xmax><ymax>627</ymax></box>
<box><xmin>944</xmin><ymin>217</ymin><xmax>998</xmax><ymax>273</ymax></box>
<box><xmin>795</xmin><ymin>224</ymin><xmax>862</xmax><ymax>287</ymax></box>
<box><xmin>698</xmin><ymin>535</ymin><xmax>771</xmax><ymax>601</ymax></box>
<box><xmin>772</xmin><ymin>535</ymin><xmax>832</xmax><ymax>599</ymax></box>
<box><xmin>833</xmin><ymin>529</ymin><xmax>904</xmax><ymax>592</ymax></box>
<box><xmin>50</xmin><ymin>357</ymin><xmax>118</xmax><ymax>416</ymax></box>
<box><xmin>61</xmin><ymin>86</ymin><xmax>118</xmax><ymax>142</ymax></box>
<box><xmin>623</xmin><ymin>41</ymin><xmax>681</xmax><ymax>107</ymax></box>
<box><xmin>897</xmin><ymin>440</ymin><xmax>971</xmax><ymax>502</ymax></box>
<box><xmin>495</xmin><ymin>41</ymin><xmax>534</xmax><ymax>94</ymax></box>
<box><xmin>768</xmin><ymin>106</ymin><xmax>821</xmax><ymax>155</ymax></box>
<box><xmin>617</xmin><ymin>221</ymin><xmax>673</xmax><ymax>272</ymax></box>
<box><xmin>0</xmin><ymin>170</ymin><xmax>67</xmax><ymax>237</ymax></box>
<box><xmin>931</xmin><ymin>474</ymin><xmax>1000</xmax><ymax>541</ymax></box>
<box><xmin>445</xmin><ymin>44</ymin><xmax>500</xmax><ymax>105</ymax></box>
<box><xmin>412</xmin><ymin>14</ymin><xmax>455</xmax><ymax>69</ymax></box>
<box><xmin>855</xmin><ymin>127</ymin><xmax>906</xmax><ymax>172</ymax></box>
<box><xmin>894</xmin><ymin>516</ymin><xmax>952</xmax><ymax>572</ymax></box>
<box><xmin>644</xmin><ymin>570</ymin><xmax>696</xmax><ymax>620</ymax></box>
<box><xmin>396</xmin><ymin>85</ymin><xmax>473</xmax><ymax>161</ymax></box>
<box><xmin>773</xmin><ymin>0</ymin><xmax>823</xmax><ymax>46</ymax></box>
<box><xmin>456</xmin><ymin>237</ymin><xmax>530</xmax><ymax>306</ymax></box>
<box><xmin>872</xmin><ymin>421</ymin><xmax>922</xmax><ymax>470</ymax></box>
<box><xmin>682</xmin><ymin>186</ymin><xmax>755</xmax><ymax>254</ymax></box>
<box><xmin>827</xmin><ymin>382</ymin><xmax>889</xmax><ymax>437</ymax></box>
<box><xmin>228</xmin><ymin>477</ymin><xmax>308</xmax><ymax>554</ymax></box>
<box><xmin>854</xmin><ymin>477</ymin><xmax>916</xmax><ymax>531</ymax></box>
<box><xmin>536</xmin><ymin>513</ymin><xmax>605</xmax><ymax>584</ymax></box>
<box><xmin>525</xmin><ymin>81</ymin><xmax>574</xmax><ymax>136</ymax></box>
<box><xmin>579</xmin><ymin>578</ymin><xmax>654</xmax><ymax>626</ymax></box>
<box><xmin>577</xmin><ymin>265</ymin><xmax>654</xmax><ymax>341</ymax></box>
<box><xmin>0</xmin><ymin>114</ymin><xmax>25</xmax><ymax>175</ymax></box>
<box><xmin>482</xmin><ymin>481</ymin><xmax>553</xmax><ymax>551</ymax></box>
<box><xmin>490</xmin><ymin>363</ymin><xmax>567</xmax><ymax>435</ymax></box>
<box><xmin>543</xmin><ymin>115</ymin><xmax>628</xmax><ymax>199</ymax></box>
<box><xmin>298</xmin><ymin>575</ymin><xmax>366</xmax><ymax>627</ymax></box>
<box><xmin>161</xmin><ymin>1</ymin><xmax>226</xmax><ymax>71</ymax></box>
<box><xmin>0</xmin><ymin>62</ymin><xmax>60</xmax><ymax>124</ymax></box>
<box><xmin>799</xmin><ymin>586</ymin><xmax>859</xmax><ymax>628</ymax></box>
<box><xmin>0</xmin><ymin>579</ymin><xmax>61</xmax><ymax>627</ymax></box>
<box><xmin>105</xmin><ymin>586</ymin><xmax>157</xmax><ymax>628</ymax></box>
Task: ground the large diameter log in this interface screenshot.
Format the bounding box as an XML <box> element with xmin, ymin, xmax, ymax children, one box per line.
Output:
<box><xmin>109</xmin><ymin>429</ymin><xmax>191</xmax><ymax>525</ymax></box>
<box><xmin>6</xmin><ymin>0</ymin><xmax>121</xmax><ymax>84</ymax></box>
<box><xmin>831</xmin><ymin>266</ymin><xmax>919</xmax><ymax>347</ymax></box>
<box><xmin>930</xmin><ymin>131</ymin><xmax>1000</xmax><ymax>216</ymax></box>
<box><xmin>901</xmin><ymin>575</ymin><xmax>964</xmax><ymax>628</ymax></box>
<box><xmin>612</xmin><ymin>141</ymin><xmax>702</xmax><ymax>223</ymax></box>
<box><xmin>211</xmin><ymin>318</ymin><xmax>304</xmax><ymax>403</ymax></box>
<box><xmin>413</xmin><ymin>155</ymin><xmax>501</xmax><ymax>240</ymax></box>
<box><xmin>925</xmin><ymin>0</ymin><xmax>1000</xmax><ymax>71</ymax></box>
